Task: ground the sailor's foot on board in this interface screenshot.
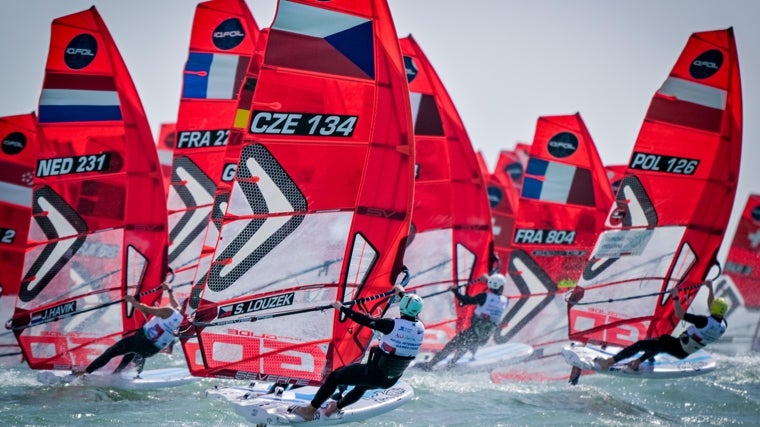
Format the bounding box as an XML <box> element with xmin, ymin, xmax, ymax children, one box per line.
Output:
<box><xmin>324</xmin><ymin>401</ymin><xmax>340</xmax><ymax>417</ymax></box>
<box><xmin>71</xmin><ymin>367</ymin><xmax>87</xmax><ymax>377</ymax></box>
<box><xmin>594</xmin><ymin>357</ymin><xmax>614</xmax><ymax>371</ymax></box>
<box><xmin>288</xmin><ymin>404</ymin><xmax>316</xmax><ymax>421</ymax></box>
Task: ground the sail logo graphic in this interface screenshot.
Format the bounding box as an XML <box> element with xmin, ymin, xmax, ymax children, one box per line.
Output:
<box><xmin>249</xmin><ymin>111</ymin><xmax>358</xmax><ymax>137</ymax></box>
<box><xmin>176</xmin><ymin>129</ymin><xmax>229</xmax><ymax>149</ymax></box>
<box><xmin>221</xmin><ymin>163</ymin><xmax>237</xmax><ymax>182</ymax></box>
<box><xmin>218</xmin><ymin>292</ymin><xmax>295</xmax><ymax>318</ymax></box>
<box><xmin>20</xmin><ymin>186</ymin><xmax>87</xmax><ymax>302</ymax></box>
<box><xmin>2</xmin><ymin>132</ymin><xmax>26</xmax><ymax>155</ymax></box>
<box><xmin>206</xmin><ymin>144</ymin><xmax>307</xmax><ymax>293</ymax></box>
<box><xmin>505</xmin><ymin>162</ymin><xmax>523</xmax><ymax>183</ymax></box>
<box><xmin>690</xmin><ymin>49</ymin><xmax>724</xmax><ymax>79</ymax></box>
<box><xmin>212</xmin><ymin>18</ymin><xmax>246</xmax><ymax>50</ymax></box>
<box><xmin>546</xmin><ymin>132</ymin><xmax>578</xmax><ymax>158</ymax></box>
<box><xmin>513</xmin><ymin>228</ymin><xmax>575</xmax><ymax>245</ymax></box>
<box><xmin>748</xmin><ymin>229</ymin><xmax>760</xmax><ymax>249</ymax></box>
<box><xmin>31</xmin><ymin>301</ymin><xmax>77</xmax><ymax>325</ymax></box>
<box><xmin>487</xmin><ymin>185</ymin><xmax>503</xmax><ymax>208</ymax></box>
<box><xmin>0</xmin><ymin>228</ymin><xmax>16</xmax><ymax>244</ymax></box>
<box><xmin>403</xmin><ymin>55</ymin><xmax>418</xmax><ymax>83</ymax></box>
<box><xmin>64</xmin><ymin>33</ymin><xmax>98</xmax><ymax>69</ymax></box>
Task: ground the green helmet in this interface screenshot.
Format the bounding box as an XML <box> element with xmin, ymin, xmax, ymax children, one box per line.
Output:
<box><xmin>399</xmin><ymin>293</ymin><xmax>423</xmax><ymax>317</ymax></box>
<box><xmin>710</xmin><ymin>297</ymin><xmax>729</xmax><ymax>317</ymax></box>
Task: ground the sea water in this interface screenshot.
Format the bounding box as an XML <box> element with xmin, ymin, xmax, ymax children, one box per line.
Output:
<box><xmin>1</xmin><ymin>351</ymin><xmax>757</xmax><ymax>426</ymax></box>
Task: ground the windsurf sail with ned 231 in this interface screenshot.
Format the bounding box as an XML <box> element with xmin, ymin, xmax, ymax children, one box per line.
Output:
<box><xmin>566</xmin><ymin>29</ymin><xmax>742</xmax><ymax>360</ymax></box>
<box><xmin>0</xmin><ymin>114</ymin><xmax>40</xmax><ymax>364</ymax></box>
<box><xmin>9</xmin><ymin>6</ymin><xmax>169</xmax><ymax>371</ymax></box>
<box><xmin>396</xmin><ymin>35</ymin><xmax>496</xmax><ymax>359</ymax></box>
<box><xmin>181</xmin><ymin>0</ymin><xmax>415</xmax><ymax>385</ymax></box>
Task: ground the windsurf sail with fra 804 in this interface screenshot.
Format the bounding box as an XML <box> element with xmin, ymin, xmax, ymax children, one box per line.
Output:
<box><xmin>566</xmin><ymin>28</ymin><xmax>742</xmax><ymax>357</ymax></box>
<box><xmin>9</xmin><ymin>6</ymin><xmax>168</xmax><ymax>371</ymax></box>
<box><xmin>395</xmin><ymin>35</ymin><xmax>496</xmax><ymax>357</ymax></box>
<box><xmin>181</xmin><ymin>0</ymin><xmax>414</xmax><ymax>385</ymax></box>
<box><xmin>0</xmin><ymin>114</ymin><xmax>40</xmax><ymax>364</ymax></box>
<box><xmin>492</xmin><ymin>114</ymin><xmax>612</xmax><ymax>355</ymax></box>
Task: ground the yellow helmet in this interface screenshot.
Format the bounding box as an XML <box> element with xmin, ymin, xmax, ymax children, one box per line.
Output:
<box><xmin>710</xmin><ymin>297</ymin><xmax>729</xmax><ymax>317</ymax></box>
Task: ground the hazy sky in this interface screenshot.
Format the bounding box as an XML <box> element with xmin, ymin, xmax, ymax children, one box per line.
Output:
<box><xmin>0</xmin><ymin>0</ymin><xmax>757</xmax><ymax>260</ymax></box>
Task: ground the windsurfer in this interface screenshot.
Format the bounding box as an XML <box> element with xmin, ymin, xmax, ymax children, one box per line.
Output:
<box><xmin>288</xmin><ymin>284</ymin><xmax>424</xmax><ymax>421</ymax></box>
<box><xmin>75</xmin><ymin>282</ymin><xmax>183</xmax><ymax>376</ymax></box>
<box><xmin>415</xmin><ymin>273</ymin><xmax>509</xmax><ymax>371</ymax></box>
<box><xmin>596</xmin><ymin>280</ymin><xmax>728</xmax><ymax>371</ymax></box>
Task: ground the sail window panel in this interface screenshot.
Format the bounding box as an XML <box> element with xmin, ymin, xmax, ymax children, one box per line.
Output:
<box><xmin>410</xmin><ymin>92</ymin><xmax>444</xmax><ymax>136</ymax></box>
<box><xmin>345</xmin><ymin>233</ymin><xmax>378</xmax><ymax>301</ymax></box>
<box><xmin>455</xmin><ymin>242</ymin><xmax>476</xmax><ymax>283</ymax></box>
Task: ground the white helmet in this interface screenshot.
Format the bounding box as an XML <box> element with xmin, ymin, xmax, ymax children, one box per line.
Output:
<box><xmin>487</xmin><ymin>273</ymin><xmax>507</xmax><ymax>291</ymax></box>
<box><xmin>399</xmin><ymin>293</ymin><xmax>423</xmax><ymax>317</ymax></box>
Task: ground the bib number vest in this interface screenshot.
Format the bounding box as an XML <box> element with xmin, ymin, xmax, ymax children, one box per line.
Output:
<box><xmin>679</xmin><ymin>316</ymin><xmax>726</xmax><ymax>354</ymax></box>
<box><xmin>375</xmin><ymin>318</ymin><xmax>425</xmax><ymax>378</ymax></box>
<box><xmin>143</xmin><ymin>310</ymin><xmax>184</xmax><ymax>349</ymax></box>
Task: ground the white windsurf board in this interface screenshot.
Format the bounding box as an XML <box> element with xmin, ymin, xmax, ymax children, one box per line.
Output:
<box><xmin>411</xmin><ymin>342</ymin><xmax>534</xmax><ymax>372</ymax></box>
<box><xmin>561</xmin><ymin>343</ymin><xmax>716</xmax><ymax>378</ymax></box>
<box><xmin>207</xmin><ymin>380</ymin><xmax>413</xmax><ymax>425</ymax></box>
<box><xmin>37</xmin><ymin>367</ymin><xmax>197</xmax><ymax>389</ymax></box>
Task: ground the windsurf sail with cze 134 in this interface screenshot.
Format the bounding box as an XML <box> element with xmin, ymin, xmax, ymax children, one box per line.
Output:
<box><xmin>9</xmin><ymin>6</ymin><xmax>169</xmax><ymax>372</ymax></box>
<box><xmin>0</xmin><ymin>113</ymin><xmax>41</xmax><ymax>365</ymax></box>
<box><xmin>564</xmin><ymin>28</ymin><xmax>742</xmax><ymax>379</ymax></box>
<box><xmin>181</xmin><ymin>0</ymin><xmax>415</xmax><ymax>391</ymax></box>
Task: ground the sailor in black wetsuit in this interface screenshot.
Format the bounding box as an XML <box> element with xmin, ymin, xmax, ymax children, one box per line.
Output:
<box><xmin>596</xmin><ymin>279</ymin><xmax>728</xmax><ymax>371</ymax></box>
<box><xmin>415</xmin><ymin>273</ymin><xmax>509</xmax><ymax>370</ymax></box>
<box><xmin>290</xmin><ymin>284</ymin><xmax>424</xmax><ymax>421</ymax></box>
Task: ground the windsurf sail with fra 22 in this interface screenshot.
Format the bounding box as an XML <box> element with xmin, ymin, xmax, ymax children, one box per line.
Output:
<box><xmin>396</xmin><ymin>35</ymin><xmax>495</xmax><ymax>354</ymax></box>
<box><xmin>167</xmin><ymin>0</ymin><xmax>260</xmax><ymax>312</ymax></box>
<box><xmin>567</xmin><ymin>28</ymin><xmax>742</xmax><ymax>348</ymax></box>
<box><xmin>10</xmin><ymin>7</ymin><xmax>168</xmax><ymax>371</ymax></box>
<box><xmin>181</xmin><ymin>0</ymin><xmax>414</xmax><ymax>385</ymax></box>
<box><xmin>0</xmin><ymin>114</ymin><xmax>40</xmax><ymax>363</ymax></box>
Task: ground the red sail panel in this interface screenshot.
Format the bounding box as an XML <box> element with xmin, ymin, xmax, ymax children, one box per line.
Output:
<box><xmin>0</xmin><ymin>114</ymin><xmax>39</xmax><ymax>363</ymax></box>
<box><xmin>397</xmin><ymin>35</ymin><xmax>495</xmax><ymax>353</ymax></box>
<box><xmin>568</xmin><ymin>28</ymin><xmax>742</xmax><ymax>347</ymax></box>
<box><xmin>182</xmin><ymin>0</ymin><xmax>414</xmax><ymax>384</ymax></box>
<box><xmin>494</xmin><ymin>143</ymin><xmax>530</xmax><ymax>192</ymax></box>
<box><xmin>157</xmin><ymin>122</ymin><xmax>176</xmax><ymax>197</ymax></box>
<box><xmin>494</xmin><ymin>114</ymin><xmax>612</xmax><ymax>350</ymax></box>
<box><xmin>479</xmin><ymin>152</ymin><xmax>520</xmax><ymax>276</ymax></box>
<box><xmin>605</xmin><ymin>164</ymin><xmax>627</xmax><ymax>195</ymax></box>
<box><xmin>723</xmin><ymin>194</ymin><xmax>760</xmax><ymax>308</ymax></box>
<box><xmin>167</xmin><ymin>0</ymin><xmax>260</xmax><ymax>313</ymax></box>
<box><xmin>11</xmin><ymin>7</ymin><xmax>168</xmax><ymax>371</ymax></box>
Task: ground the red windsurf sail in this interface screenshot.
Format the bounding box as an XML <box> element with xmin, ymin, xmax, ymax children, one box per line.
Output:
<box><xmin>494</xmin><ymin>143</ymin><xmax>530</xmax><ymax>192</ymax></box>
<box><xmin>167</xmin><ymin>0</ymin><xmax>260</xmax><ymax>311</ymax></box>
<box><xmin>397</xmin><ymin>35</ymin><xmax>495</xmax><ymax>352</ymax></box>
<box><xmin>157</xmin><ymin>122</ymin><xmax>176</xmax><ymax>197</ymax></box>
<box><xmin>181</xmin><ymin>0</ymin><xmax>414</xmax><ymax>384</ymax></box>
<box><xmin>480</xmin><ymin>152</ymin><xmax>520</xmax><ymax>275</ymax></box>
<box><xmin>10</xmin><ymin>7</ymin><xmax>168</xmax><ymax>371</ymax></box>
<box><xmin>0</xmin><ymin>114</ymin><xmax>39</xmax><ymax>363</ymax></box>
<box><xmin>605</xmin><ymin>164</ymin><xmax>627</xmax><ymax>195</ymax></box>
<box><xmin>494</xmin><ymin>114</ymin><xmax>612</xmax><ymax>351</ymax></box>
<box><xmin>568</xmin><ymin>28</ymin><xmax>742</xmax><ymax>347</ymax></box>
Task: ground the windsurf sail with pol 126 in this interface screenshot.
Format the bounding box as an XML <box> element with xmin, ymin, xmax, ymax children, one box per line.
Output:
<box><xmin>0</xmin><ymin>113</ymin><xmax>40</xmax><ymax>364</ymax></box>
<box><xmin>10</xmin><ymin>6</ymin><xmax>169</xmax><ymax>371</ymax></box>
<box><xmin>565</xmin><ymin>28</ymin><xmax>742</xmax><ymax>373</ymax></box>
<box><xmin>181</xmin><ymin>0</ymin><xmax>415</xmax><ymax>387</ymax></box>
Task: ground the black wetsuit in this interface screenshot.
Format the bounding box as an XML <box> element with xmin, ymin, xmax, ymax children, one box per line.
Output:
<box><xmin>611</xmin><ymin>313</ymin><xmax>715</xmax><ymax>363</ymax></box>
<box><xmin>422</xmin><ymin>291</ymin><xmax>495</xmax><ymax>367</ymax></box>
<box><xmin>309</xmin><ymin>307</ymin><xmax>419</xmax><ymax>411</ymax></box>
<box><xmin>85</xmin><ymin>329</ymin><xmax>161</xmax><ymax>374</ymax></box>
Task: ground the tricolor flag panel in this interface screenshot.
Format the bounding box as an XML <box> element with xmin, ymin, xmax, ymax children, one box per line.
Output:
<box><xmin>649</xmin><ymin>77</ymin><xmax>727</xmax><ymax>133</ymax></box>
<box><xmin>183</xmin><ymin>52</ymin><xmax>249</xmax><ymax>100</ymax></box>
<box><xmin>522</xmin><ymin>158</ymin><xmax>595</xmax><ymax>207</ymax></box>
<box><xmin>267</xmin><ymin>0</ymin><xmax>374</xmax><ymax>79</ymax></box>
<box><xmin>38</xmin><ymin>73</ymin><xmax>121</xmax><ymax>123</ymax></box>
